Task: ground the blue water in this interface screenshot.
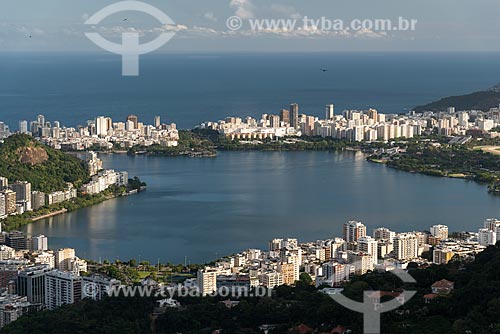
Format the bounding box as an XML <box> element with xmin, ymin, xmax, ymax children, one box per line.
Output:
<box><xmin>23</xmin><ymin>152</ymin><xmax>500</xmax><ymax>264</ymax></box>
<box><xmin>2</xmin><ymin>52</ymin><xmax>500</xmax><ymax>129</ymax></box>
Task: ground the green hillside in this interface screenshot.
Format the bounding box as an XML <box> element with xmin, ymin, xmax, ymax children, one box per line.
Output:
<box><xmin>0</xmin><ymin>134</ymin><xmax>90</xmax><ymax>193</ymax></box>
<box><xmin>414</xmin><ymin>87</ymin><xmax>500</xmax><ymax>112</ymax></box>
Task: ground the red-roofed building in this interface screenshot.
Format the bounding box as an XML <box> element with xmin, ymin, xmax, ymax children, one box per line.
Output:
<box><xmin>431</xmin><ymin>279</ymin><xmax>454</xmax><ymax>294</ymax></box>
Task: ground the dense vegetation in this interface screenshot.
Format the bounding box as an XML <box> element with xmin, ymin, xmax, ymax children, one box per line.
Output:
<box><xmin>5</xmin><ymin>244</ymin><xmax>500</xmax><ymax>334</ymax></box>
<box><xmin>414</xmin><ymin>86</ymin><xmax>500</xmax><ymax>112</ymax></box>
<box><xmin>0</xmin><ymin>134</ymin><xmax>89</xmax><ymax>192</ymax></box>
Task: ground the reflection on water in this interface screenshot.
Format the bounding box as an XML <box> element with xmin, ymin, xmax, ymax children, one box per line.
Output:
<box><xmin>22</xmin><ymin>151</ymin><xmax>500</xmax><ymax>263</ymax></box>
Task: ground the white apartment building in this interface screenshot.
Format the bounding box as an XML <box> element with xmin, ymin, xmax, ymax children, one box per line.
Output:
<box><xmin>393</xmin><ymin>233</ymin><xmax>419</xmax><ymax>260</ymax></box>
<box><xmin>44</xmin><ymin>270</ymin><xmax>82</xmax><ymax>310</ymax></box>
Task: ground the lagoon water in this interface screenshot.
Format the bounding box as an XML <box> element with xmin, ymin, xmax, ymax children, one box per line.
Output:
<box><xmin>22</xmin><ymin>151</ymin><xmax>500</xmax><ymax>263</ymax></box>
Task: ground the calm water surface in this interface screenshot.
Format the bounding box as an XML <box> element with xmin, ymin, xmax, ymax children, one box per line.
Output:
<box><xmin>22</xmin><ymin>151</ymin><xmax>500</xmax><ymax>263</ymax></box>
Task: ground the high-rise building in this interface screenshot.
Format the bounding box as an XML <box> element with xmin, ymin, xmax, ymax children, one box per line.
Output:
<box><xmin>154</xmin><ymin>115</ymin><xmax>161</xmax><ymax>128</ymax></box>
<box><xmin>6</xmin><ymin>231</ymin><xmax>27</xmax><ymax>251</ymax></box>
<box><xmin>11</xmin><ymin>181</ymin><xmax>31</xmax><ymax>202</ymax></box>
<box><xmin>430</xmin><ymin>225</ymin><xmax>449</xmax><ymax>240</ymax></box>
<box><xmin>277</xmin><ymin>262</ymin><xmax>296</xmax><ymax>286</ymax></box>
<box><xmin>343</xmin><ymin>221</ymin><xmax>367</xmax><ymax>243</ymax></box>
<box><xmin>95</xmin><ymin>116</ymin><xmax>112</xmax><ymax>137</ymax></box>
<box><xmin>45</xmin><ymin>270</ymin><xmax>82</xmax><ymax>310</ymax></box>
<box><xmin>357</xmin><ymin>236</ymin><xmax>379</xmax><ymax>264</ymax></box>
<box><xmin>3</xmin><ymin>190</ymin><xmax>16</xmax><ymax>215</ymax></box>
<box><xmin>279</xmin><ymin>109</ymin><xmax>290</xmax><ymax>125</ymax></box>
<box><xmin>197</xmin><ymin>268</ymin><xmax>218</xmax><ymax>296</ymax></box>
<box><xmin>290</xmin><ymin>103</ymin><xmax>299</xmax><ymax>129</ymax></box>
<box><xmin>0</xmin><ymin>178</ymin><xmax>8</xmax><ymax>191</ymax></box>
<box><xmin>393</xmin><ymin>233</ymin><xmax>419</xmax><ymax>260</ymax></box>
<box><xmin>0</xmin><ymin>193</ymin><xmax>5</xmax><ymax>218</ymax></box>
<box><xmin>326</xmin><ymin>104</ymin><xmax>335</xmax><ymax>120</ymax></box>
<box><xmin>347</xmin><ymin>251</ymin><xmax>374</xmax><ymax>275</ymax></box>
<box><xmin>367</xmin><ymin>108</ymin><xmax>378</xmax><ymax>121</ymax></box>
<box><xmin>17</xmin><ymin>265</ymin><xmax>52</xmax><ymax>304</ymax></box>
<box><xmin>31</xmin><ymin>191</ymin><xmax>46</xmax><ymax>210</ymax></box>
<box><xmin>32</xmin><ymin>235</ymin><xmax>48</xmax><ymax>251</ymax></box>
<box><xmin>373</xmin><ymin>227</ymin><xmax>396</xmax><ymax>242</ymax></box>
<box><xmin>55</xmin><ymin>248</ymin><xmax>76</xmax><ymax>271</ymax></box>
<box><xmin>269</xmin><ymin>115</ymin><xmax>281</xmax><ymax>128</ymax></box>
<box><xmin>126</xmin><ymin>115</ymin><xmax>138</xmax><ymax>130</ymax></box>
<box><xmin>18</xmin><ymin>120</ymin><xmax>28</xmax><ymax>134</ymax></box>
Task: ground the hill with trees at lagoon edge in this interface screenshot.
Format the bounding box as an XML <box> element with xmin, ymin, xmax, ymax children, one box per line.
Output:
<box><xmin>0</xmin><ymin>134</ymin><xmax>90</xmax><ymax>193</ymax></box>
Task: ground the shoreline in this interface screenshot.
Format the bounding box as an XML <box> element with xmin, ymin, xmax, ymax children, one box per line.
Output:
<box><xmin>31</xmin><ymin>209</ymin><xmax>68</xmax><ymax>222</ymax></box>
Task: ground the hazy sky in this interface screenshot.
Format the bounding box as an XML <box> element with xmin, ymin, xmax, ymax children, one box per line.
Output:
<box><xmin>1</xmin><ymin>0</ymin><xmax>499</xmax><ymax>52</ymax></box>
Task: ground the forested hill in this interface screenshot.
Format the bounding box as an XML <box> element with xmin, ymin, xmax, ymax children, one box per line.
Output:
<box><xmin>0</xmin><ymin>134</ymin><xmax>89</xmax><ymax>193</ymax></box>
<box><xmin>414</xmin><ymin>85</ymin><xmax>500</xmax><ymax>112</ymax></box>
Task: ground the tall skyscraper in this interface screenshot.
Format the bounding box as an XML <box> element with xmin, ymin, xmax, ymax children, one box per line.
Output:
<box><xmin>290</xmin><ymin>103</ymin><xmax>299</xmax><ymax>129</ymax></box>
<box><xmin>154</xmin><ymin>115</ymin><xmax>161</xmax><ymax>128</ymax></box>
<box><xmin>95</xmin><ymin>116</ymin><xmax>111</xmax><ymax>137</ymax></box>
<box><xmin>32</xmin><ymin>235</ymin><xmax>49</xmax><ymax>251</ymax></box>
<box><xmin>126</xmin><ymin>115</ymin><xmax>139</xmax><ymax>130</ymax></box>
<box><xmin>279</xmin><ymin>109</ymin><xmax>290</xmax><ymax>125</ymax></box>
<box><xmin>343</xmin><ymin>221</ymin><xmax>367</xmax><ymax>243</ymax></box>
<box><xmin>326</xmin><ymin>104</ymin><xmax>335</xmax><ymax>120</ymax></box>
<box><xmin>18</xmin><ymin>120</ymin><xmax>28</xmax><ymax>134</ymax></box>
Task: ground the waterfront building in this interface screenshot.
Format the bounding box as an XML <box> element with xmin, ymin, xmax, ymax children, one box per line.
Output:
<box><xmin>326</xmin><ymin>104</ymin><xmax>335</xmax><ymax>120</ymax></box>
<box><xmin>343</xmin><ymin>221</ymin><xmax>367</xmax><ymax>243</ymax></box>
<box><xmin>31</xmin><ymin>235</ymin><xmax>48</xmax><ymax>251</ymax></box>
<box><xmin>3</xmin><ymin>190</ymin><xmax>16</xmax><ymax>215</ymax></box>
<box><xmin>6</xmin><ymin>232</ymin><xmax>27</xmax><ymax>251</ymax></box>
<box><xmin>0</xmin><ymin>193</ymin><xmax>5</xmax><ymax>218</ymax></box>
<box><xmin>44</xmin><ymin>270</ymin><xmax>82</xmax><ymax>310</ymax></box>
<box><xmin>30</xmin><ymin>191</ymin><xmax>45</xmax><ymax>211</ymax></box>
<box><xmin>279</xmin><ymin>109</ymin><xmax>290</xmax><ymax>125</ymax></box>
<box><xmin>290</xmin><ymin>103</ymin><xmax>299</xmax><ymax>129</ymax></box>
<box><xmin>55</xmin><ymin>248</ymin><xmax>75</xmax><ymax>271</ymax></box>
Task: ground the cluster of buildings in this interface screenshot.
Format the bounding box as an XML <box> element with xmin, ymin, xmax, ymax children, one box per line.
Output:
<box><xmin>0</xmin><ymin>177</ymin><xmax>77</xmax><ymax>218</ymax></box>
<box><xmin>14</xmin><ymin>114</ymin><xmax>179</xmax><ymax>150</ymax></box>
<box><xmin>0</xmin><ymin>229</ymin><xmax>118</xmax><ymax>328</ymax></box>
<box><xmin>0</xmin><ymin>151</ymin><xmax>130</xmax><ymax>218</ymax></box>
<box><xmin>199</xmin><ymin>103</ymin><xmax>500</xmax><ymax>142</ymax></box>
<box><xmin>196</xmin><ymin>219</ymin><xmax>492</xmax><ymax>295</ymax></box>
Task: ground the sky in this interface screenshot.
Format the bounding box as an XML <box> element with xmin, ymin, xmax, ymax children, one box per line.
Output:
<box><xmin>1</xmin><ymin>0</ymin><xmax>500</xmax><ymax>52</ymax></box>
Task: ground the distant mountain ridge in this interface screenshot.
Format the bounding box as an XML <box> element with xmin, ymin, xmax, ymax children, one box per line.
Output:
<box><xmin>414</xmin><ymin>84</ymin><xmax>500</xmax><ymax>112</ymax></box>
